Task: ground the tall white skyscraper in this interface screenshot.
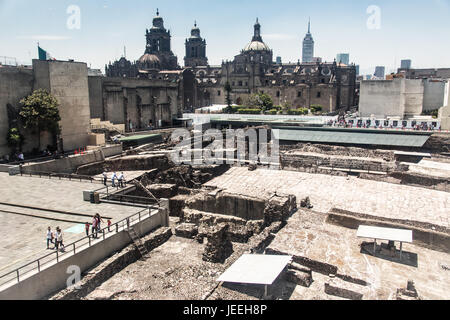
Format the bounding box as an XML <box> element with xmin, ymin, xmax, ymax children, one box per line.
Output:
<box><xmin>302</xmin><ymin>18</ymin><xmax>314</xmax><ymax>63</ymax></box>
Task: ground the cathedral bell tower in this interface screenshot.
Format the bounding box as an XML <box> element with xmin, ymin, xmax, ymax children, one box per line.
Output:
<box><xmin>184</xmin><ymin>21</ymin><xmax>208</xmax><ymax>67</ymax></box>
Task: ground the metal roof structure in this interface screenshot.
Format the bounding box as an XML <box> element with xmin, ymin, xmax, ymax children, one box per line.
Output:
<box><xmin>217</xmin><ymin>254</ymin><xmax>292</xmax><ymax>285</ymax></box>
<box><xmin>272</xmin><ymin>128</ymin><xmax>431</xmax><ymax>147</ymax></box>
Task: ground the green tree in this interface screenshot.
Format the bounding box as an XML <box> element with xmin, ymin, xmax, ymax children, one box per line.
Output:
<box><xmin>6</xmin><ymin>127</ymin><xmax>25</xmax><ymax>152</ymax></box>
<box><xmin>19</xmin><ymin>89</ymin><xmax>61</xmax><ymax>150</ymax></box>
<box><xmin>224</xmin><ymin>81</ymin><xmax>233</xmax><ymax>113</ymax></box>
<box><xmin>247</xmin><ymin>93</ymin><xmax>273</xmax><ymax>112</ymax></box>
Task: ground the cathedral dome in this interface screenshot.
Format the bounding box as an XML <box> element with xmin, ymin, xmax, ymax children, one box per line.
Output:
<box><xmin>243</xmin><ymin>18</ymin><xmax>270</xmax><ymax>52</ymax></box>
<box><xmin>138</xmin><ymin>53</ymin><xmax>161</xmax><ymax>66</ymax></box>
<box><xmin>243</xmin><ymin>40</ymin><xmax>270</xmax><ymax>52</ymax></box>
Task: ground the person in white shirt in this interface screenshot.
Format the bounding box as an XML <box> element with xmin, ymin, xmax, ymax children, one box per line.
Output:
<box><xmin>56</xmin><ymin>227</ymin><xmax>65</xmax><ymax>252</ymax></box>
<box><xmin>46</xmin><ymin>227</ymin><xmax>54</xmax><ymax>249</ymax></box>
<box><xmin>54</xmin><ymin>228</ymin><xmax>59</xmax><ymax>251</ymax></box>
<box><xmin>111</xmin><ymin>172</ymin><xmax>117</xmax><ymax>187</ymax></box>
<box><xmin>118</xmin><ymin>172</ymin><xmax>124</xmax><ymax>188</ymax></box>
<box><xmin>102</xmin><ymin>171</ymin><xmax>108</xmax><ymax>186</ymax></box>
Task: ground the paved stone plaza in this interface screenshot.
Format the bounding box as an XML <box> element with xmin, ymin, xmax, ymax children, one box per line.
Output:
<box><xmin>205</xmin><ymin>167</ymin><xmax>450</xmax><ymax>228</ymax></box>
<box><xmin>0</xmin><ymin>173</ymin><xmax>141</xmax><ymax>277</ymax></box>
<box><xmin>267</xmin><ymin>210</ymin><xmax>450</xmax><ymax>300</ymax></box>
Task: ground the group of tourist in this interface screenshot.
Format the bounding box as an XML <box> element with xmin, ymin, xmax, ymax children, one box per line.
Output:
<box><xmin>46</xmin><ymin>226</ymin><xmax>65</xmax><ymax>252</ymax></box>
<box><xmin>85</xmin><ymin>213</ymin><xmax>111</xmax><ymax>239</ymax></box>
<box><xmin>102</xmin><ymin>171</ymin><xmax>126</xmax><ymax>188</ymax></box>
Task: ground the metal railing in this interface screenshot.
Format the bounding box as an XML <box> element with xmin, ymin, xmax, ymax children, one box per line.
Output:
<box><xmin>0</xmin><ymin>205</ymin><xmax>159</xmax><ymax>289</ymax></box>
<box><xmin>18</xmin><ymin>170</ymin><xmax>104</xmax><ymax>184</ymax></box>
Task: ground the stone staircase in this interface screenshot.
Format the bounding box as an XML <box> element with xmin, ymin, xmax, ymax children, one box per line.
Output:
<box><xmin>91</xmin><ymin>118</ymin><xmax>125</xmax><ymax>134</ymax></box>
<box><xmin>127</xmin><ymin>227</ymin><xmax>148</xmax><ymax>259</ymax></box>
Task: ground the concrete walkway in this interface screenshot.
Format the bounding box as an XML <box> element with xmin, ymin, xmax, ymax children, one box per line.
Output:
<box><xmin>0</xmin><ymin>173</ymin><xmax>142</xmax><ymax>278</ymax></box>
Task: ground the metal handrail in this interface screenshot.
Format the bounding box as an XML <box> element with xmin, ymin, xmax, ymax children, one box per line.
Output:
<box><xmin>0</xmin><ymin>205</ymin><xmax>159</xmax><ymax>289</ymax></box>
<box><xmin>18</xmin><ymin>170</ymin><xmax>104</xmax><ymax>184</ymax></box>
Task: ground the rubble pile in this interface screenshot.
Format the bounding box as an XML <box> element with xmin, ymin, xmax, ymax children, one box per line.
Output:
<box><xmin>146</xmin><ymin>184</ymin><xmax>178</xmax><ymax>198</ymax></box>
<box><xmin>202</xmin><ymin>223</ymin><xmax>233</xmax><ymax>263</ymax></box>
<box><xmin>263</xmin><ymin>194</ymin><xmax>297</xmax><ymax>224</ymax></box>
<box><xmin>175</xmin><ymin>223</ymin><xmax>198</xmax><ymax>239</ymax></box>
<box><xmin>182</xmin><ymin>209</ymin><xmax>265</xmax><ymax>244</ymax></box>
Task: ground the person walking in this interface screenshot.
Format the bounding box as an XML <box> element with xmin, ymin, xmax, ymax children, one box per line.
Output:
<box><xmin>91</xmin><ymin>215</ymin><xmax>98</xmax><ymax>239</ymax></box>
<box><xmin>46</xmin><ymin>227</ymin><xmax>54</xmax><ymax>249</ymax></box>
<box><xmin>111</xmin><ymin>172</ymin><xmax>117</xmax><ymax>187</ymax></box>
<box><xmin>107</xmin><ymin>219</ymin><xmax>112</xmax><ymax>232</ymax></box>
<box><xmin>96</xmin><ymin>213</ymin><xmax>104</xmax><ymax>233</ymax></box>
<box><xmin>118</xmin><ymin>172</ymin><xmax>124</xmax><ymax>188</ymax></box>
<box><xmin>85</xmin><ymin>222</ymin><xmax>90</xmax><ymax>237</ymax></box>
<box><xmin>54</xmin><ymin>228</ymin><xmax>59</xmax><ymax>251</ymax></box>
<box><xmin>56</xmin><ymin>227</ymin><xmax>65</xmax><ymax>252</ymax></box>
<box><xmin>102</xmin><ymin>171</ymin><xmax>108</xmax><ymax>186</ymax></box>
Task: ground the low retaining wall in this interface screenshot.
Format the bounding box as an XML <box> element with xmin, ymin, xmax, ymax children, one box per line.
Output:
<box><xmin>20</xmin><ymin>151</ymin><xmax>105</xmax><ymax>175</ymax></box>
<box><xmin>282</xmin><ymin>153</ymin><xmax>396</xmax><ymax>173</ymax></box>
<box><xmin>327</xmin><ymin>209</ymin><xmax>450</xmax><ymax>253</ymax></box>
<box><xmin>0</xmin><ymin>210</ymin><xmax>166</xmax><ymax>300</ymax></box>
<box><xmin>0</xmin><ymin>164</ymin><xmax>13</xmax><ymax>173</ymax></box>
<box><xmin>359</xmin><ymin>172</ymin><xmax>450</xmax><ymax>193</ymax></box>
<box><xmin>185</xmin><ymin>189</ymin><xmax>296</xmax><ymax>223</ymax></box>
<box><xmin>76</xmin><ymin>154</ymin><xmax>170</xmax><ymax>176</ymax></box>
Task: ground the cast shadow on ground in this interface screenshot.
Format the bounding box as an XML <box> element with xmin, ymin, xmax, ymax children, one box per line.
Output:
<box><xmin>360</xmin><ymin>242</ymin><xmax>418</xmax><ymax>268</ymax></box>
<box><xmin>221</xmin><ymin>275</ymin><xmax>296</xmax><ymax>300</ymax></box>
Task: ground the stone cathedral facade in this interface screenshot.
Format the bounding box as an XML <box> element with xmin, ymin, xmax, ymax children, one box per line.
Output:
<box><xmin>103</xmin><ymin>11</ymin><xmax>357</xmax><ymax>126</ymax></box>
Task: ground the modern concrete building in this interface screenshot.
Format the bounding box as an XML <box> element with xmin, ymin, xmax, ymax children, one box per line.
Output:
<box><xmin>397</xmin><ymin>67</ymin><xmax>450</xmax><ymax>79</ymax></box>
<box><xmin>33</xmin><ymin>59</ymin><xmax>92</xmax><ymax>151</ymax></box>
<box><xmin>359</xmin><ymin>78</ymin><xmax>447</xmax><ymax>119</ymax></box>
<box><xmin>0</xmin><ymin>60</ymin><xmax>92</xmax><ymax>156</ymax></box>
<box><xmin>439</xmin><ymin>81</ymin><xmax>450</xmax><ymax>130</ymax></box>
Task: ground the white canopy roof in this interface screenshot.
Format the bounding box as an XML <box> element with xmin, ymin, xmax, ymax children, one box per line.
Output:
<box><xmin>217</xmin><ymin>254</ymin><xmax>292</xmax><ymax>285</ymax></box>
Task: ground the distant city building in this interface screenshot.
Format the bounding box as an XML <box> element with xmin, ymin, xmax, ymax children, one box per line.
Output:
<box><xmin>276</xmin><ymin>56</ymin><xmax>282</xmax><ymax>64</ymax></box>
<box><xmin>302</xmin><ymin>19</ymin><xmax>314</xmax><ymax>63</ymax></box>
<box><xmin>88</xmin><ymin>68</ymin><xmax>104</xmax><ymax>77</ymax></box>
<box><xmin>355</xmin><ymin>65</ymin><xmax>360</xmax><ymax>75</ymax></box>
<box><xmin>336</xmin><ymin>53</ymin><xmax>349</xmax><ymax>65</ymax></box>
<box><xmin>401</xmin><ymin>59</ymin><xmax>412</xmax><ymax>69</ymax></box>
<box><xmin>374</xmin><ymin>66</ymin><xmax>385</xmax><ymax>79</ymax></box>
<box><xmin>397</xmin><ymin>67</ymin><xmax>450</xmax><ymax>79</ymax></box>
<box><xmin>359</xmin><ymin>78</ymin><xmax>448</xmax><ymax>119</ymax></box>
<box><xmin>312</xmin><ymin>57</ymin><xmax>322</xmax><ymax>63</ymax></box>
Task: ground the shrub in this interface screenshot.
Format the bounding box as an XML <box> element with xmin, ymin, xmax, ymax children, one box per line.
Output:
<box><xmin>237</xmin><ymin>108</ymin><xmax>261</xmax><ymax>115</ymax></box>
<box><xmin>265</xmin><ymin>109</ymin><xmax>278</xmax><ymax>115</ymax></box>
<box><xmin>310</xmin><ymin>104</ymin><xmax>323</xmax><ymax>114</ymax></box>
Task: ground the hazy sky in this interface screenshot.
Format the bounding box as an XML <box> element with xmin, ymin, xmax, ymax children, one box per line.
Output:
<box><xmin>1</xmin><ymin>0</ymin><xmax>450</xmax><ymax>75</ymax></box>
